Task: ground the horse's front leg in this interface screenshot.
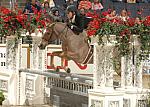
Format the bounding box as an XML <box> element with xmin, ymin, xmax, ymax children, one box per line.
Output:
<box><xmin>52</xmin><ymin>51</ymin><xmax>66</xmax><ymax>58</ymax></box>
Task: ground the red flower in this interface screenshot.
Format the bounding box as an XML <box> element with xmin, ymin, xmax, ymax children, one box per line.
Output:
<box><xmin>127</xmin><ymin>18</ymin><xmax>135</xmax><ymax>27</ymax></box>
<box><xmin>1</xmin><ymin>7</ymin><xmax>11</xmax><ymax>15</ymax></box>
<box><xmin>120</xmin><ymin>29</ymin><xmax>130</xmax><ymax>37</ymax></box>
<box><xmin>40</xmin><ymin>20</ymin><xmax>46</xmax><ymax>27</ymax></box>
<box><xmin>16</xmin><ymin>15</ymin><xmax>24</xmax><ymax>23</ymax></box>
<box><xmin>101</xmin><ymin>11</ymin><xmax>109</xmax><ymax>17</ymax></box>
<box><xmin>101</xmin><ymin>18</ymin><xmax>107</xmax><ymax>23</ymax></box>
<box><xmin>87</xmin><ymin>29</ymin><xmax>97</xmax><ymax>36</ymax></box>
<box><xmin>3</xmin><ymin>16</ymin><xmax>12</xmax><ymax>22</ymax></box>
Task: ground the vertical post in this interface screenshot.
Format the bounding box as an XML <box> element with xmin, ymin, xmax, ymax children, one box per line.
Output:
<box><xmin>5</xmin><ymin>36</ymin><xmax>22</xmax><ymax>105</ymax></box>
<box><xmin>93</xmin><ymin>43</ymin><xmax>105</xmax><ymax>89</ymax></box>
<box><xmin>32</xmin><ymin>35</ymin><xmax>46</xmax><ymax>104</ymax></box>
<box><xmin>6</xmin><ymin>36</ymin><xmax>22</xmax><ymax>71</ymax></box>
<box><xmin>93</xmin><ymin>38</ymin><xmax>114</xmax><ymax>89</ymax></box>
<box><xmin>38</xmin><ymin>49</ymin><xmax>46</xmax><ymax>70</ymax></box>
<box><xmin>89</xmin><ymin>35</ymin><xmax>124</xmax><ymax>107</ymax></box>
<box><xmin>134</xmin><ymin>62</ymin><xmax>143</xmax><ymax>88</ymax></box>
<box><xmin>32</xmin><ymin>36</ymin><xmax>41</xmax><ymax>69</ymax></box>
<box><xmin>133</xmin><ymin>35</ymin><xmax>143</xmax><ymax>88</ymax></box>
<box><xmin>121</xmin><ymin>57</ymin><xmax>125</xmax><ymax>88</ymax></box>
<box><xmin>125</xmin><ymin>56</ymin><xmax>133</xmax><ymax>88</ymax></box>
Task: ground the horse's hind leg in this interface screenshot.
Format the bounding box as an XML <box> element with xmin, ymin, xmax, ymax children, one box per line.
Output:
<box><xmin>52</xmin><ymin>51</ymin><xmax>71</xmax><ymax>73</ymax></box>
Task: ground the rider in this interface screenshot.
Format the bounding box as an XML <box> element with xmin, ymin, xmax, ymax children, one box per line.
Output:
<box><xmin>66</xmin><ymin>5</ymin><xmax>88</xmax><ymax>35</ymax></box>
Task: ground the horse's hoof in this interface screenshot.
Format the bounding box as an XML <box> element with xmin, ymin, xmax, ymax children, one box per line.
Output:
<box><xmin>55</xmin><ymin>68</ymin><xmax>60</xmax><ymax>72</ymax></box>
<box><xmin>66</xmin><ymin>68</ymin><xmax>71</xmax><ymax>73</ymax></box>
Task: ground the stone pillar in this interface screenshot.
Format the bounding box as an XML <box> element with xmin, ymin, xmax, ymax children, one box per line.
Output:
<box><xmin>121</xmin><ymin>35</ymin><xmax>148</xmax><ymax>107</ymax></box>
<box><xmin>93</xmin><ymin>42</ymin><xmax>114</xmax><ymax>89</ymax></box>
<box><xmin>38</xmin><ymin>49</ymin><xmax>46</xmax><ymax>70</ymax></box>
<box><xmin>121</xmin><ymin>57</ymin><xmax>125</xmax><ymax>88</ymax></box>
<box><xmin>121</xmin><ymin>35</ymin><xmax>143</xmax><ymax>89</ymax></box>
<box><xmin>133</xmin><ymin>35</ymin><xmax>143</xmax><ymax>88</ymax></box>
<box><xmin>30</xmin><ymin>36</ymin><xmax>45</xmax><ymax>105</ymax></box>
<box><xmin>121</xmin><ymin>56</ymin><xmax>132</xmax><ymax>88</ymax></box>
<box><xmin>32</xmin><ymin>36</ymin><xmax>41</xmax><ymax>69</ymax></box>
<box><xmin>89</xmin><ymin>35</ymin><xmax>124</xmax><ymax>107</ymax></box>
<box><xmin>93</xmin><ymin>43</ymin><xmax>105</xmax><ymax>89</ymax></box>
<box><xmin>134</xmin><ymin>63</ymin><xmax>143</xmax><ymax>88</ymax></box>
<box><xmin>122</xmin><ymin>56</ymin><xmax>133</xmax><ymax>88</ymax></box>
<box><xmin>5</xmin><ymin>36</ymin><xmax>22</xmax><ymax>105</ymax></box>
<box><xmin>6</xmin><ymin>36</ymin><xmax>22</xmax><ymax>70</ymax></box>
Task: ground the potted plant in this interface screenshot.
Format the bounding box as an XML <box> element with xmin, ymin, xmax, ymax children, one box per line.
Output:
<box><xmin>0</xmin><ymin>91</ymin><xmax>5</xmax><ymax>105</ymax></box>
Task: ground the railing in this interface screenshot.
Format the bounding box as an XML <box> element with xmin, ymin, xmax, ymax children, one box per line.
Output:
<box><xmin>0</xmin><ymin>36</ymin><xmax>62</xmax><ymax>45</ymax></box>
<box><xmin>137</xmin><ymin>100</ymin><xmax>148</xmax><ymax>107</ymax></box>
<box><xmin>47</xmin><ymin>77</ymin><xmax>93</xmax><ymax>96</ymax></box>
<box><xmin>19</xmin><ymin>69</ymin><xmax>93</xmax><ymax>96</ymax></box>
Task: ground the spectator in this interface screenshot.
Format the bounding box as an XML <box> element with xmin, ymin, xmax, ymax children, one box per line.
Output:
<box><xmin>91</xmin><ymin>0</ymin><xmax>103</xmax><ymax>12</ymax></box>
<box><xmin>119</xmin><ymin>9</ymin><xmax>129</xmax><ymax>21</ymax></box>
<box><xmin>106</xmin><ymin>9</ymin><xmax>118</xmax><ymax>20</ymax></box>
<box><xmin>23</xmin><ymin>0</ymin><xmax>41</xmax><ymax>14</ymax></box>
<box><xmin>135</xmin><ymin>17</ymin><xmax>141</xmax><ymax>25</ymax></box>
<box><xmin>50</xmin><ymin>8</ymin><xmax>63</xmax><ymax>22</ymax></box>
<box><xmin>78</xmin><ymin>0</ymin><xmax>92</xmax><ymax>11</ymax></box>
<box><xmin>43</xmin><ymin>1</ymin><xmax>51</xmax><ymax>13</ymax></box>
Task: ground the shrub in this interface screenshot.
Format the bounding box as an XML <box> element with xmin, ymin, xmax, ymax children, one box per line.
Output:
<box><xmin>0</xmin><ymin>91</ymin><xmax>5</xmax><ymax>105</ymax></box>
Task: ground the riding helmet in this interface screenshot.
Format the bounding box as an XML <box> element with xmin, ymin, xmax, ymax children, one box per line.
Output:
<box><xmin>66</xmin><ymin>5</ymin><xmax>76</xmax><ymax>13</ymax></box>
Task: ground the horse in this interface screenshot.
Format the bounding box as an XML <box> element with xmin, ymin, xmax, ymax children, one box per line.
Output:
<box><xmin>39</xmin><ymin>22</ymin><xmax>93</xmax><ymax>72</ymax></box>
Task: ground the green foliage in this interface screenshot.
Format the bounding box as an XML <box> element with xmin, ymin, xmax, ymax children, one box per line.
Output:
<box><xmin>147</xmin><ymin>93</ymin><xmax>150</xmax><ymax>107</ymax></box>
<box><xmin>0</xmin><ymin>91</ymin><xmax>5</xmax><ymax>105</ymax></box>
<box><xmin>96</xmin><ymin>21</ymin><xmax>150</xmax><ymax>61</ymax></box>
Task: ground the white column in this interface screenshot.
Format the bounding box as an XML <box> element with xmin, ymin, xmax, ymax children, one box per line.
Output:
<box><xmin>134</xmin><ymin>62</ymin><xmax>143</xmax><ymax>88</ymax></box>
<box><xmin>32</xmin><ymin>36</ymin><xmax>41</xmax><ymax>69</ymax></box>
<box><xmin>38</xmin><ymin>49</ymin><xmax>46</xmax><ymax>70</ymax></box>
<box><xmin>121</xmin><ymin>57</ymin><xmax>125</xmax><ymax>88</ymax></box>
<box><xmin>93</xmin><ymin>43</ymin><xmax>105</xmax><ymax>89</ymax></box>
<box><xmin>89</xmin><ymin>35</ymin><xmax>124</xmax><ymax>107</ymax></box>
<box><xmin>93</xmin><ymin>37</ymin><xmax>114</xmax><ymax>89</ymax></box>
<box><xmin>125</xmin><ymin>56</ymin><xmax>133</xmax><ymax>88</ymax></box>
<box><xmin>5</xmin><ymin>36</ymin><xmax>22</xmax><ymax>105</ymax></box>
<box><xmin>133</xmin><ymin>35</ymin><xmax>143</xmax><ymax>88</ymax></box>
<box><xmin>6</xmin><ymin>36</ymin><xmax>22</xmax><ymax>71</ymax></box>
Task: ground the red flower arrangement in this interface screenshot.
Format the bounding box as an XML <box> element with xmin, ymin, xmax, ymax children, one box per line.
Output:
<box><xmin>86</xmin><ymin>10</ymin><xmax>150</xmax><ymax>58</ymax></box>
<box><xmin>86</xmin><ymin>12</ymin><xmax>100</xmax><ymax>37</ymax></box>
<box><xmin>0</xmin><ymin>6</ymin><xmax>50</xmax><ymax>37</ymax></box>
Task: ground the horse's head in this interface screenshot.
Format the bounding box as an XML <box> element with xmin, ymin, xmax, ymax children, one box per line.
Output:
<box><xmin>39</xmin><ymin>23</ymin><xmax>56</xmax><ymax>49</ymax></box>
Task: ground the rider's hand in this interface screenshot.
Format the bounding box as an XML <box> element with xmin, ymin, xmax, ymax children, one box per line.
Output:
<box><xmin>67</xmin><ymin>22</ymin><xmax>72</xmax><ymax>28</ymax></box>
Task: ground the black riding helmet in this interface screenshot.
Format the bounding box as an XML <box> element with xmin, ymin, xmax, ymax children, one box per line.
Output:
<box><xmin>66</xmin><ymin>5</ymin><xmax>76</xmax><ymax>13</ymax></box>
